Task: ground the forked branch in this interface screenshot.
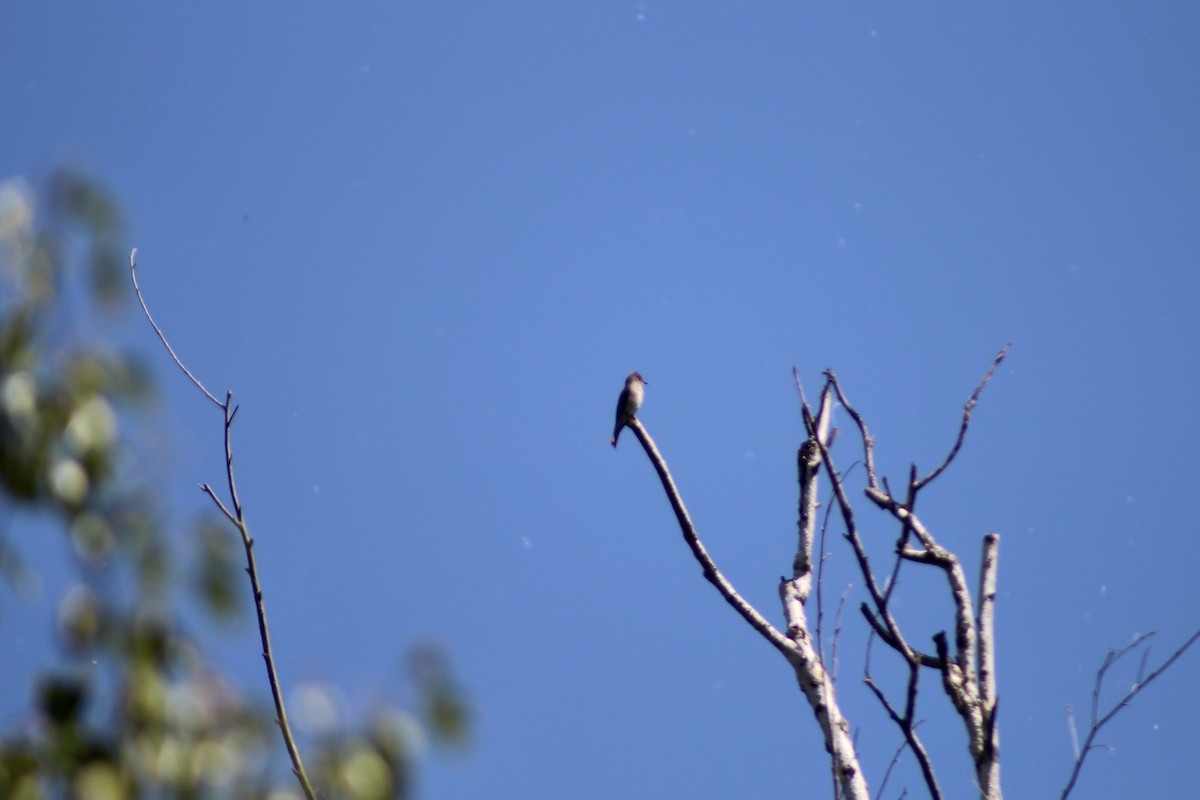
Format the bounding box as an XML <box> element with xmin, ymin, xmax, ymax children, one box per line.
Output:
<box><xmin>1060</xmin><ymin>629</ymin><xmax>1200</xmax><ymax>800</ymax></box>
<box><xmin>820</xmin><ymin>358</ymin><xmax>1005</xmax><ymax>800</ymax></box>
<box><xmin>130</xmin><ymin>251</ymin><xmax>317</xmax><ymax>800</ymax></box>
<box><xmin>624</xmin><ymin>349</ymin><xmax>1189</xmax><ymax>800</ymax></box>
<box><xmin>626</xmin><ymin>415</ymin><xmax>870</xmax><ymax>800</ymax></box>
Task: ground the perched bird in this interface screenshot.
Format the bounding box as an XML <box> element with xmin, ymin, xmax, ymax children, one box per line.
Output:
<box><xmin>611</xmin><ymin>372</ymin><xmax>647</xmax><ymax>447</ymax></box>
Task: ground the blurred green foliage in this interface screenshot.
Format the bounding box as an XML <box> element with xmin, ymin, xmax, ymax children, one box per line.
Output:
<box><xmin>0</xmin><ymin>169</ymin><xmax>469</xmax><ymax>799</ymax></box>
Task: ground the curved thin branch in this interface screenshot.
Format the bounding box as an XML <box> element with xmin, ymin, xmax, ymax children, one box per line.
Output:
<box><xmin>130</xmin><ymin>251</ymin><xmax>317</xmax><ymax>800</ymax></box>
<box><xmin>874</xmin><ymin>729</ymin><xmax>917</xmax><ymax>800</ymax></box>
<box><xmin>824</xmin><ymin>372</ymin><xmax>879</xmax><ymax>490</ymax></box>
<box><xmin>815</xmin><ymin>485</ymin><xmax>841</xmax><ymax>661</ymax></box>
<box><xmin>129</xmin><ymin>249</ymin><xmax>222</xmax><ymax>408</ymax></box>
<box><xmin>861</xmin><ymin>604</ymin><xmax>939</xmax><ymax>668</ymax></box>
<box><xmin>915</xmin><ymin>344</ymin><xmax>1009</xmax><ymax>490</ymax></box>
<box><xmin>1060</xmin><ymin>628</ymin><xmax>1200</xmax><ymax>800</ymax></box>
<box><xmin>626</xmin><ymin>418</ymin><xmax>794</xmax><ymax>657</ymax></box>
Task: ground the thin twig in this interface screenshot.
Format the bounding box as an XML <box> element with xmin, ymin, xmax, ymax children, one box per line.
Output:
<box><xmin>863</xmin><ymin>610</ymin><xmax>942</xmax><ymax>800</ymax></box>
<box><xmin>875</xmin><ymin>728</ymin><xmax>917</xmax><ymax>800</ymax></box>
<box><xmin>862</xmin><ymin>675</ymin><xmax>942</xmax><ymax>800</ymax></box>
<box><xmin>1065</xmin><ymin>705</ymin><xmax>1080</xmax><ymax>761</ymax></box>
<box><xmin>829</xmin><ymin>596</ymin><xmax>846</xmax><ymax>800</ymax></box>
<box><xmin>837</xmin><ymin>359</ymin><xmax>1009</xmax><ymax>800</ymax></box>
<box><xmin>817</xmin><ymin>426</ymin><xmax>937</xmax><ymax>684</ymax></box>
<box><xmin>915</xmin><ymin>344</ymin><xmax>1009</xmax><ymax>490</ymax></box>
<box><xmin>812</xmin><ymin>420</ymin><xmax>887</xmax><ymax>614</ymax></box>
<box><xmin>1060</xmin><ymin>628</ymin><xmax>1200</xmax><ymax>800</ymax></box>
<box><xmin>860</xmin><ymin>606</ymin><xmax>939</xmax><ymax>668</ymax></box>
<box><xmin>130</xmin><ymin>251</ymin><xmax>318</xmax><ymax>800</ymax></box>
<box><xmin>880</xmin><ymin>467</ymin><xmax>918</xmax><ymax>607</ymax></box>
<box><xmin>830</xmin><ymin>584</ymin><xmax>850</xmax><ymax>684</ymax></box>
<box><xmin>201</xmin><ymin>483</ymin><xmax>237</xmax><ymax>526</ymax></box>
<box><xmin>816</xmin><ymin>466</ymin><xmax>849</xmax><ymax>659</ymax></box>
<box><xmin>128</xmin><ymin>249</ymin><xmax>222</xmax><ymax>408</ymax></box>
<box><xmin>813</xmin><ymin>404</ymin><xmax>938</xmax><ymax>798</ymax></box>
<box><xmin>825</xmin><ymin>372</ymin><xmax>879</xmax><ymax>489</ymax></box>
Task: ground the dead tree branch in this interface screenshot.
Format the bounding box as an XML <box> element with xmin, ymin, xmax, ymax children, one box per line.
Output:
<box><xmin>819</xmin><ymin>354</ymin><xmax>1006</xmax><ymax>800</ymax></box>
<box><xmin>623</xmin><ymin>345</ymin><xmax>1188</xmax><ymax>800</ymax></box>
<box><xmin>1060</xmin><ymin>628</ymin><xmax>1200</xmax><ymax>800</ymax></box>
<box><xmin>627</xmin><ymin>415</ymin><xmax>871</xmax><ymax>800</ymax></box>
<box><xmin>915</xmin><ymin>344</ymin><xmax>1009</xmax><ymax>490</ymax></box>
<box><xmin>864</xmin><ymin>646</ymin><xmax>943</xmax><ymax>800</ymax></box>
<box><xmin>130</xmin><ymin>251</ymin><xmax>317</xmax><ymax>800</ymax></box>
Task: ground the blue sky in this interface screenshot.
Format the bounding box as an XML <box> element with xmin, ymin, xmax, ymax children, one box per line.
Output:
<box><xmin>5</xmin><ymin>3</ymin><xmax>1200</xmax><ymax>798</ymax></box>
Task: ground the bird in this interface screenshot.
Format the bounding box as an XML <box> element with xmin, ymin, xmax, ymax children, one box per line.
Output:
<box><xmin>611</xmin><ymin>372</ymin><xmax>647</xmax><ymax>447</ymax></box>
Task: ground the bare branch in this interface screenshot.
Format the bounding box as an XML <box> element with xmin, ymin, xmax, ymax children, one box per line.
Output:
<box><xmin>1065</xmin><ymin>705</ymin><xmax>1080</xmax><ymax>762</ymax></box>
<box><xmin>794</xmin><ymin>378</ymin><xmax>833</xmax><ymax>595</ymax></box>
<box><xmin>129</xmin><ymin>250</ymin><xmax>317</xmax><ymax>800</ymax></box>
<box><xmin>976</xmin><ymin>532</ymin><xmax>1001</xmax><ymax>793</ymax></box>
<box><xmin>805</xmin><ymin>383</ymin><xmax>955</xmax><ymax>800</ymax></box>
<box><xmin>976</xmin><ymin>533</ymin><xmax>1000</xmax><ymax>711</ymax></box>
<box><xmin>627</xmin><ymin>415</ymin><xmax>871</xmax><ymax>800</ymax></box>
<box><xmin>815</xmin><ymin>494</ymin><xmax>838</xmax><ymax>660</ymax></box>
<box><xmin>862</xmin><ymin>589</ymin><xmax>943</xmax><ymax>800</ymax></box>
<box><xmin>862</xmin><ymin>674</ymin><xmax>942</xmax><ymax>800</ymax></box>
<box><xmin>874</xmin><ymin>732</ymin><xmax>913</xmax><ymax>800</ymax></box>
<box><xmin>860</xmin><ymin>605</ymin><xmax>939</xmax><ymax>668</ymax></box>
<box><xmin>825</xmin><ymin>371</ymin><xmax>879</xmax><ymax>490</ymax></box>
<box><xmin>129</xmin><ymin>249</ymin><xmax>222</xmax><ymax>408</ymax></box>
<box><xmin>222</xmin><ymin>393</ymin><xmax>245</xmax><ymax>519</ymax></box>
<box><xmin>201</xmin><ymin>483</ymin><xmax>238</xmax><ymax>526</ymax></box>
<box><xmin>813</xmin><ymin>390</ymin><xmax>945</xmax><ymax>680</ymax></box>
<box><xmin>829</xmin><ymin>584</ymin><xmax>851</xmax><ymax>683</ymax></box>
<box><xmin>1060</xmin><ymin>628</ymin><xmax>1200</xmax><ymax>800</ymax></box>
<box><xmin>854</xmin><ymin>377</ymin><xmax>1004</xmax><ymax>798</ymax></box>
<box><xmin>814</xmin><ymin>427</ymin><xmax>888</xmax><ymax>613</ymax></box>
<box><xmin>864</xmin><ymin>488</ymin><xmax>978</xmax><ymax>680</ymax></box>
<box><xmin>915</xmin><ymin>344</ymin><xmax>1009</xmax><ymax>490</ymax></box>
<box><xmin>626</xmin><ymin>418</ymin><xmax>794</xmax><ymax>654</ymax></box>
<box><xmin>880</xmin><ymin>467</ymin><xmax>919</xmax><ymax>608</ymax></box>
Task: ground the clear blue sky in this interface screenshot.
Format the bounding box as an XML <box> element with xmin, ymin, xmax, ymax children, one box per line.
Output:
<box><xmin>5</xmin><ymin>4</ymin><xmax>1200</xmax><ymax>798</ymax></box>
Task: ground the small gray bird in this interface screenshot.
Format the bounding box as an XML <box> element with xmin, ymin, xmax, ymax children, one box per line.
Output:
<box><xmin>611</xmin><ymin>371</ymin><xmax>647</xmax><ymax>447</ymax></box>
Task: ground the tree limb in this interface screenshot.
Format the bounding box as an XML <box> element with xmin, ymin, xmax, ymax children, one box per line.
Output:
<box><xmin>130</xmin><ymin>251</ymin><xmax>317</xmax><ymax>800</ymax></box>
<box><xmin>627</xmin><ymin>415</ymin><xmax>871</xmax><ymax>800</ymax></box>
<box><xmin>975</xmin><ymin>532</ymin><xmax>1001</xmax><ymax>793</ymax></box>
<box><xmin>915</xmin><ymin>344</ymin><xmax>1009</xmax><ymax>490</ymax></box>
<box><xmin>1060</xmin><ymin>628</ymin><xmax>1200</xmax><ymax>800</ymax></box>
